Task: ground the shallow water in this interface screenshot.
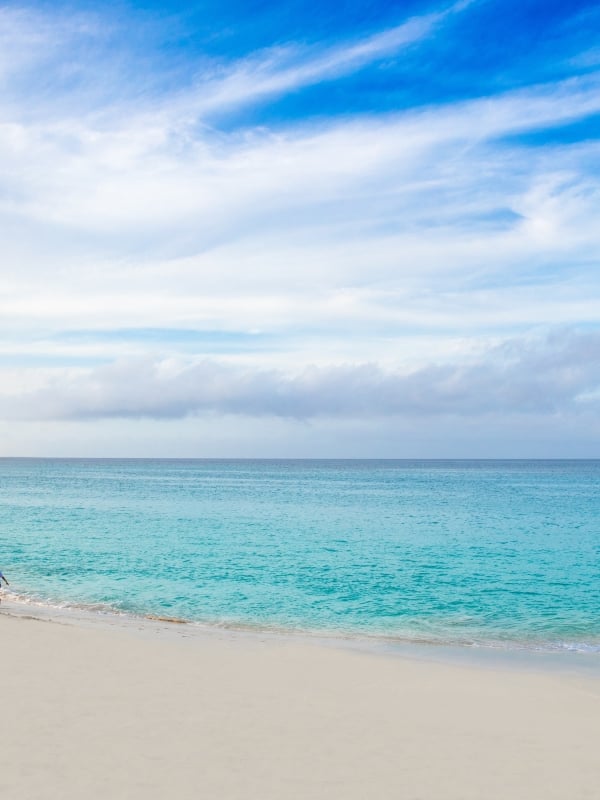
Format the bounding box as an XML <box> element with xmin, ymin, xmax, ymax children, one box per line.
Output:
<box><xmin>1</xmin><ymin>459</ymin><xmax>598</xmax><ymax>652</ymax></box>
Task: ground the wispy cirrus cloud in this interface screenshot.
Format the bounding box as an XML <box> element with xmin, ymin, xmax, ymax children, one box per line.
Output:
<box><xmin>4</xmin><ymin>70</ymin><xmax>600</xmax><ymax>244</ymax></box>
<box><xmin>175</xmin><ymin>1</ymin><xmax>469</xmax><ymax>118</ymax></box>
<box><xmin>2</xmin><ymin>71</ymin><xmax>599</xmax><ymax>354</ymax></box>
<box><xmin>0</xmin><ymin>1</ymin><xmax>462</xmax><ymax>122</ymax></box>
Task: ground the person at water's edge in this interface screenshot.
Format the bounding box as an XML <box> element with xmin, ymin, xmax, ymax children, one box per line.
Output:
<box><xmin>0</xmin><ymin>571</ymin><xmax>9</xmax><ymax>602</ymax></box>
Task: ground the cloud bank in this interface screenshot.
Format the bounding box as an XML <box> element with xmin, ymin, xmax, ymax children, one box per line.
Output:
<box><xmin>2</xmin><ymin>330</ymin><xmax>598</xmax><ymax>422</ymax></box>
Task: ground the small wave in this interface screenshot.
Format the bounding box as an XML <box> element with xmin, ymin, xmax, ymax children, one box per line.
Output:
<box><xmin>3</xmin><ymin>590</ymin><xmax>600</xmax><ymax>656</ymax></box>
<box><xmin>2</xmin><ymin>590</ymin><xmax>130</xmax><ymax>618</ymax></box>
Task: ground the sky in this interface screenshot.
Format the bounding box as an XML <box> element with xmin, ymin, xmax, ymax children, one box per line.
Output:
<box><xmin>1</xmin><ymin>0</ymin><xmax>600</xmax><ymax>457</ymax></box>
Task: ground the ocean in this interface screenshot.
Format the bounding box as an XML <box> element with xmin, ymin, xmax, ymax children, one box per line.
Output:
<box><xmin>1</xmin><ymin>458</ymin><xmax>598</xmax><ymax>653</ymax></box>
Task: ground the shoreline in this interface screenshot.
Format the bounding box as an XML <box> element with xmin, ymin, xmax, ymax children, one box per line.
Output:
<box><xmin>3</xmin><ymin>594</ymin><xmax>600</xmax><ymax>678</ymax></box>
<box><xmin>2</xmin><ymin>596</ymin><xmax>600</xmax><ymax>799</ymax></box>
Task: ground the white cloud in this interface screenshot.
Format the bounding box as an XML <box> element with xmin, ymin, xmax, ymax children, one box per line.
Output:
<box><xmin>1</xmin><ymin>329</ymin><xmax>598</xmax><ymax>422</ymax></box>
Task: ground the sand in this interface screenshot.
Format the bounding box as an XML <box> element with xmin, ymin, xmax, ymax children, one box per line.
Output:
<box><xmin>1</xmin><ymin>605</ymin><xmax>599</xmax><ymax>800</ymax></box>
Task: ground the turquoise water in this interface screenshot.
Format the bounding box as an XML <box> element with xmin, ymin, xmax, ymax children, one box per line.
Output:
<box><xmin>1</xmin><ymin>459</ymin><xmax>598</xmax><ymax>652</ymax></box>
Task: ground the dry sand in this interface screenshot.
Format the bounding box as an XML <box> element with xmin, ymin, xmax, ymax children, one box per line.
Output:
<box><xmin>1</xmin><ymin>605</ymin><xmax>599</xmax><ymax>800</ymax></box>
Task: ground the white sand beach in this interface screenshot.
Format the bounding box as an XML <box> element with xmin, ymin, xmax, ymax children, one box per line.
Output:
<box><xmin>1</xmin><ymin>605</ymin><xmax>599</xmax><ymax>800</ymax></box>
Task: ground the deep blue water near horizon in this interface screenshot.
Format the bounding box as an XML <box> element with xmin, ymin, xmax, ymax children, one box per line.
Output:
<box><xmin>1</xmin><ymin>458</ymin><xmax>599</xmax><ymax>653</ymax></box>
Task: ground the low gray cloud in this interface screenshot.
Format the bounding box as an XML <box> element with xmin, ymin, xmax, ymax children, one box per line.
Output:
<box><xmin>4</xmin><ymin>329</ymin><xmax>600</xmax><ymax>421</ymax></box>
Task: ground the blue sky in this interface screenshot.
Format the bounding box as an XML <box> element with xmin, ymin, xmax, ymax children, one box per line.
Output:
<box><xmin>1</xmin><ymin>0</ymin><xmax>600</xmax><ymax>456</ymax></box>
